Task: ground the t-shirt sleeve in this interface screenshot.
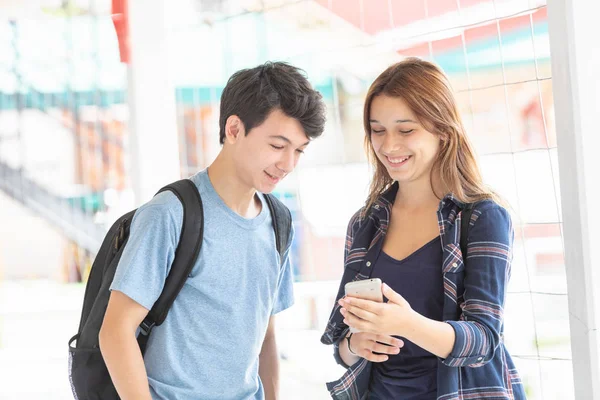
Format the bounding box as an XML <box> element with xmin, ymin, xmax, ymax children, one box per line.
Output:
<box><xmin>110</xmin><ymin>193</ymin><xmax>183</xmax><ymax>310</ymax></box>
<box><xmin>272</xmin><ymin>223</ymin><xmax>295</xmax><ymax>315</ymax></box>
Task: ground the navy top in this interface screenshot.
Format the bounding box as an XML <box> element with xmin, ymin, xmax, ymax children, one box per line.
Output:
<box><xmin>368</xmin><ymin>236</ymin><xmax>444</xmax><ymax>400</ymax></box>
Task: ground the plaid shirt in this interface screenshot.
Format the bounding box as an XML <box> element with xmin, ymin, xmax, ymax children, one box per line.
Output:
<box><xmin>320</xmin><ymin>183</ymin><xmax>526</xmax><ymax>400</ymax></box>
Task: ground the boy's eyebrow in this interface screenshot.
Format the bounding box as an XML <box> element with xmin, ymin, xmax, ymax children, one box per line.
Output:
<box><xmin>270</xmin><ymin>135</ymin><xmax>310</xmax><ymax>147</ymax></box>
<box><xmin>369</xmin><ymin>119</ymin><xmax>417</xmax><ymax>124</ymax></box>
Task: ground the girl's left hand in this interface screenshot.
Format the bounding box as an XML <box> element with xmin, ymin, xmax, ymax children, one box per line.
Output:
<box><xmin>339</xmin><ymin>283</ymin><xmax>416</xmax><ymax>337</ymax></box>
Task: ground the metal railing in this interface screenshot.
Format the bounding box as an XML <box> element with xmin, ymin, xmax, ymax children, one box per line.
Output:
<box><xmin>0</xmin><ymin>158</ymin><xmax>105</xmax><ymax>253</ymax></box>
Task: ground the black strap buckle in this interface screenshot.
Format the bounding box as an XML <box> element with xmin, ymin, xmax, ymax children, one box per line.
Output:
<box><xmin>139</xmin><ymin>318</ymin><xmax>156</xmax><ymax>336</ymax></box>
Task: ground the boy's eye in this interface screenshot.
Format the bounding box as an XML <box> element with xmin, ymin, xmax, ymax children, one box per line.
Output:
<box><xmin>296</xmin><ymin>149</ymin><xmax>305</xmax><ymax>154</ymax></box>
<box><xmin>270</xmin><ymin>145</ymin><xmax>284</xmax><ymax>150</ymax></box>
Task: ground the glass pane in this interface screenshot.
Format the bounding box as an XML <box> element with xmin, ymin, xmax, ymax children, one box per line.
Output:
<box><xmin>513</xmin><ymin>150</ymin><xmax>561</xmax><ymax>223</ymax></box>
<box><xmin>464</xmin><ymin>22</ymin><xmax>504</xmax><ymax>89</ymax></box>
<box><xmin>390</xmin><ymin>0</ymin><xmax>427</xmax><ymax>28</ymax></box>
<box><xmin>432</xmin><ymin>35</ymin><xmax>470</xmax><ymax>92</ymax></box>
<box><xmin>498</xmin><ymin>13</ymin><xmax>537</xmax><ymax>84</ymax></box>
<box><xmin>538</xmin><ymin>359</ymin><xmax>575</xmax><ymax>400</ymax></box>
<box><xmin>506</xmin><ymin>80</ymin><xmax>550</xmax><ymax>151</ymax></box>
<box><xmin>549</xmin><ymin>148</ymin><xmax>561</xmax><ymax>220</ymax></box>
<box><xmin>362</xmin><ymin>0</ymin><xmax>394</xmax><ymax>35</ymax></box>
<box><xmin>531</xmin><ymin>8</ymin><xmax>551</xmax><ymax>79</ymax></box>
<box><xmin>469</xmin><ymin>86</ymin><xmax>513</xmax><ymax>154</ymax></box>
<box><xmin>539</xmin><ymin>79</ymin><xmax>556</xmax><ymax>148</ymax></box>
<box><xmin>480</xmin><ymin>153</ymin><xmax>520</xmax><ymax>214</ymax></box>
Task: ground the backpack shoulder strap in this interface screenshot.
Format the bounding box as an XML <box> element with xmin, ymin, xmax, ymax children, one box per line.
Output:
<box><xmin>460</xmin><ymin>203</ymin><xmax>475</xmax><ymax>259</ymax></box>
<box><xmin>140</xmin><ymin>179</ymin><xmax>204</xmax><ymax>336</ymax></box>
<box><xmin>263</xmin><ymin>193</ymin><xmax>292</xmax><ymax>266</ymax></box>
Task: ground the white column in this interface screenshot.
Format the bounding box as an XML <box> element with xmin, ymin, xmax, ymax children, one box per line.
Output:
<box><xmin>547</xmin><ymin>1</ymin><xmax>600</xmax><ymax>398</ymax></box>
<box><xmin>126</xmin><ymin>0</ymin><xmax>180</xmax><ymax>205</ymax></box>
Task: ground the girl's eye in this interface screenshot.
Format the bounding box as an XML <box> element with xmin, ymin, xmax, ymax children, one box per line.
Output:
<box><xmin>400</xmin><ymin>129</ymin><xmax>414</xmax><ymax>134</ymax></box>
<box><xmin>371</xmin><ymin>129</ymin><xmax>385</xmax><ymax>135</ymax></box>
<box><xmin>270</xmin><ymin>145</ymin><xmax>284</xmax><ymax>150</ymax></box>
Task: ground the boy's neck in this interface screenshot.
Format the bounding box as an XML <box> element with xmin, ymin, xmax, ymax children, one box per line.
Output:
<box><xmin>206</xmin><ymin>152</ymin><xmax>262</xmax><ymax>219</ymax></box>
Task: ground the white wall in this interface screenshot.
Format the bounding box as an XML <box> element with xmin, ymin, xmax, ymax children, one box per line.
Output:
<box><xmin>0</xmin><ymin>190</ymin><xmax>66</xmax><ymax>280</ymax></box>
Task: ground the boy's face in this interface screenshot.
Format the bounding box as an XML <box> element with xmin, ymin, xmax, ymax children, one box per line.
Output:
<box><xmin>228</xmin><ymin>109</ymin><xmax>310</xmax><ymax>194</ymax></box>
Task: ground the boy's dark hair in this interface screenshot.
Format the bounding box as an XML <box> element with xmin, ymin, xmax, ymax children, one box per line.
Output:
<box><xmin>219</xmin><ymin>61</ymin><xmax>326</xmax><ymax>144</ymax></box>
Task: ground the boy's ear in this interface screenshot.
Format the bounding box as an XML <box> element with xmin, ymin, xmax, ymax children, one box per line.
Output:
<box><xmin>224</xmin><ymin>115</ymin><xmax>245</xmax><ymax>144</ymax></box>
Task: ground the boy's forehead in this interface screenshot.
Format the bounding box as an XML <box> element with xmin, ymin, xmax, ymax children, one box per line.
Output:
<box><xmin>269</xmin><ymin>134</ymin><xmax>310</xmax><ymax>146</ymax></box>
<box><xmin>254</xmin><ymin>111</ymin><xmax>310</xmax><ymax>144</ymax></box>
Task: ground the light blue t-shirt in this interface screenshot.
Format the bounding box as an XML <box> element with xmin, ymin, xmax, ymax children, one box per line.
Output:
<box><xmin>110</xmin><ymin>169</ymin><xmax>295</xmax><ymax>400</ymax></box>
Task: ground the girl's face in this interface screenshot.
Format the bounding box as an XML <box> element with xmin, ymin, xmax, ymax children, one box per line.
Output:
<box><xmin>369</xmin><ymin>95</ymin><xmax>440</xmax><ymax>185</ymax></box>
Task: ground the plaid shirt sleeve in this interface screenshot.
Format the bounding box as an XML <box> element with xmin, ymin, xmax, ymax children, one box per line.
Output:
<box><xmin>321</xmin><ymin>209</ymin><xmax>364</xmax><ymax>367</ymax></box>
<box><xmin>344</xmin><ymin>209</ymin><xmax>363</xmax><ymax>261</ymax></box>
<box><xmin>443</xmin><ymin>205</ymin><xmax>513</xmax><ymax>368</ymax></box>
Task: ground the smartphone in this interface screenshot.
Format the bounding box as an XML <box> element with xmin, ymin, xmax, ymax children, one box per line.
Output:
<box><xmin>344</xmin><ymin>278</ymin><xmax>383</xmax><ymax>333</ymax></box>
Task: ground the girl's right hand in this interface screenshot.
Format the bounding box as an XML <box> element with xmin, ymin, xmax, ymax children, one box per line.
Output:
<box><xmin>349</xmin><ymin>332</ymin><xmax>404</xmax><ymax>362</ymax></box>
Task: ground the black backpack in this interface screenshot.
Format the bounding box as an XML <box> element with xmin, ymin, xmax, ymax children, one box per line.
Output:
<box><xmin>460</xmin><ymin>203</ymin><xmax>475</xmax><ymax>258</ymax></box>
<box><xmin>68</xmin><ymin>178</ymin><xmax>292</xmax><ymax>400</ymax></box>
